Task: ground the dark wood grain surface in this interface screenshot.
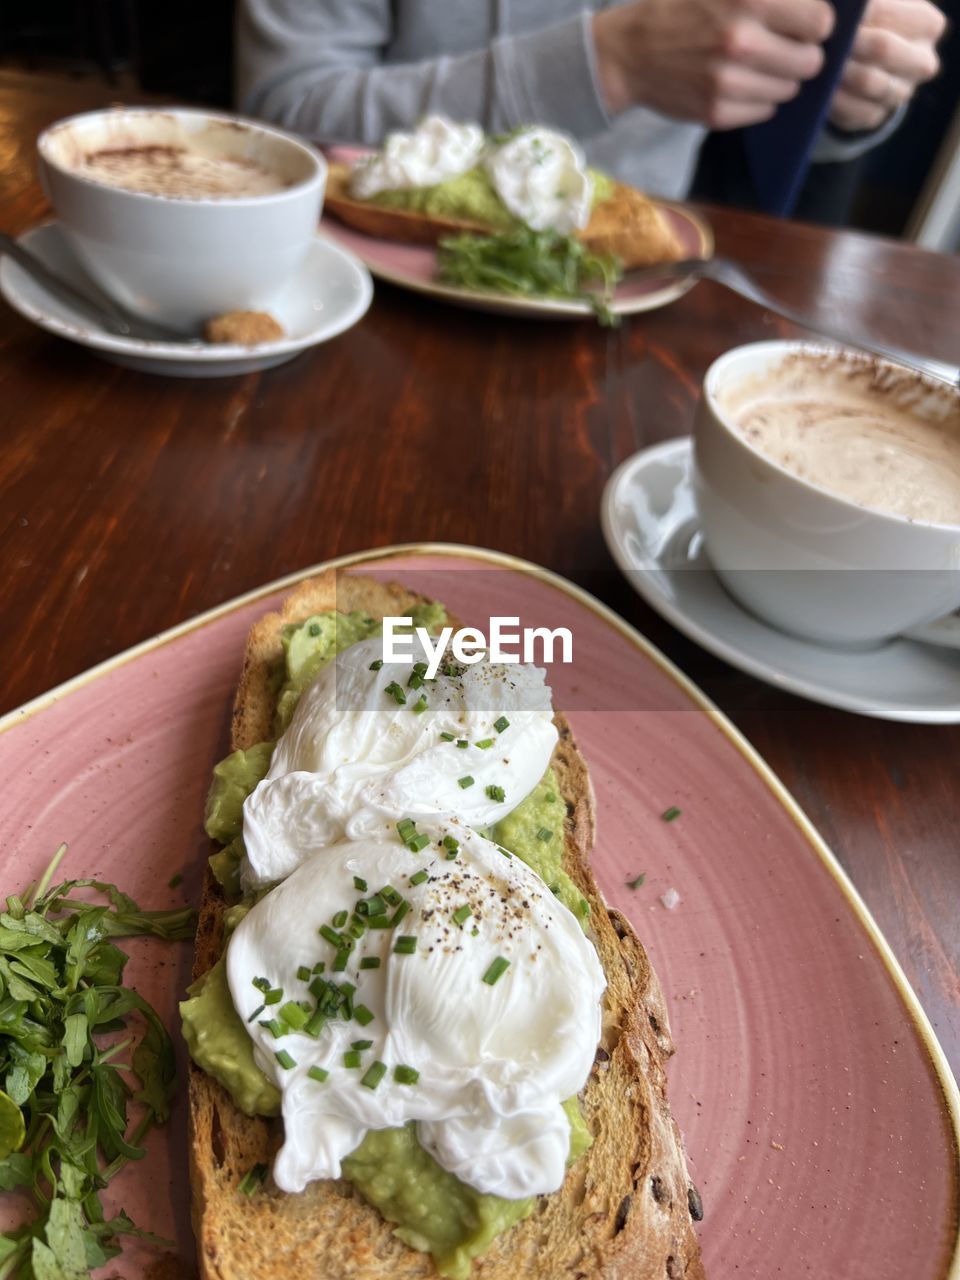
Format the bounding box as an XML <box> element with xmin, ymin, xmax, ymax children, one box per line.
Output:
<box><xmin>0</xmin><ymin>72</ymin><xmax>957</xmax><ymax>1081</ymax></box>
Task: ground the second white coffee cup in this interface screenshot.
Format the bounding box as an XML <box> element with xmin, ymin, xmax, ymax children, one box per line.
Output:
<box><xmin>38</xmin><ymin>107</ymin><xmax>327</xmax><ymax>328</ymax></box>
<box><xmin>693</xmin><ymin>341</ymin><xmax>960</xmax><ymax>649</ymax></box>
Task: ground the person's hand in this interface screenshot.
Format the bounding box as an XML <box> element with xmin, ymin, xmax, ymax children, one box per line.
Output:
<box><xmin>592</xmin><ymin>0</ymin><xmax>835</xmax><ymax>128</ymax></box>
<box><xmin>828</xmin><ymin>0</ymin><xmax>946</xmax><ymax>132</ymax></box>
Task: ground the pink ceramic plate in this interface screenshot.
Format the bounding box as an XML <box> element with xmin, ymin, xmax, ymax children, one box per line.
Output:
<box><xmin>0</xmin><ymin>545</ymin><xmax>956</xmax><ymax>1279</ymax></box>
<box><xmin>321</xmin><ymin>147</ymin><xmax>713</xmax><ymax>319</ymax></box>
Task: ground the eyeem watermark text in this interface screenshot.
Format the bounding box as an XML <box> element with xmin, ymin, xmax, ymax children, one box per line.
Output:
<box><xmin>383</xmin><ymin>616</ymin><xmax>573</xmax><ymax>678</ymax></box>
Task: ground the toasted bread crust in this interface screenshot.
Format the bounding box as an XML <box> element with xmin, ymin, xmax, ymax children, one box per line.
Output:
<box><xmin>324</xmin><ymin>163</ymin><xmax>685</xmax><ymax>270</ymax></box>
<box><xmin>188</xmin><ymin>571</ymin><xmax>704</xmax><ymax>1279</ymax></box>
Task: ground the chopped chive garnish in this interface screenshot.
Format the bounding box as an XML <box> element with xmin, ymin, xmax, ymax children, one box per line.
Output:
<box><xmin>252</xmin><ymin>976</ymin><xmax>271</xmax><ymax>993</ymax></box>
<box><xmin>307</xmin><ymin>1066</ymin><xmax>329</xmax><ymax>1083</ymax></box>
<box><xmin>482</xmin><ymin>957</ymin><xmax>510</xmax><ymax>986</ymax></box>
<box><xmin>366</xmin><ymin>892</ymin><xmax>387</xmax><ymax>916</ymax></box>
<box><xmin>366</xmin><ymin>914</ymin><xmax>391</xmax><ymax>929</ymax></box>
<box><xmin>456</xmin><ymin>740</ymin><xmax>468</xmax><ymax>749</ymax></box>
<box><xmin>309</xmin><ymin>976</ymin><xmax>328</xmax><ymax>999</ymax></box>
<box><xmin>354</xmin><ymin>1003</ymin><xmax>375</xmax><ymax>1026</ymax></box>
<box><xmin>475</xmin><ymin>738</ymin><xmax>495</xmax><ymax>750</ymax></box>
<box><xmin>303</xmin><ymin>1010</ymin><xmax>326</xmax><ymax>1037</ymax></box>
<box><xmin>353</xmin><ymin>875</ymin><xmax>368</xmax><ymax>892</ymax></box>
<box><xmin>408</xmin><ymin>673</ymin><xmax>424</xmax><ymax>690</ymax></box>
<box><xmin>445</xmin><ymin>848</ymin><xmax>459</xmax><ymax>861</ymax></box>
<box><xmin>394</xmin><ymin>936</ymin><xmax>417</xmax><ymax>955</ymax></box>
<box><xmin>297</xmin><ymin>965</ymin><xmax>312</xmax><ymax>982</ymax></box>
<box><xmin>259</xmin><ymin>1018</ymin><xmax>285</xmax><ymax>1038</ymax></box>
<box><xmin>385</xmin><ymin>681</ymin><xmax>406</xmax><ymax>705</ymax></box>
<box><xmin>453</xmin><ymin>905</ymin><xmax>472</xmax><ymax>926</ymax></box>
<box><xmin>486</xmin><ymin>784</ymin><xmax>505</xmax><ymax>803</ymax></box>
<box><xmin>409</xmin><ymin>869</ymin><xmax>429</xmax><ymax>886</ymax></box>
<box><xmin>550</xmin><ymin>883</ymin><xmax>560</xmax><ymax>894</ymax></box>
<box><xmin>394</xmin><ymin>1065</ymin><xmax>420</xmax><ymax>1085</ymax></box>
<box><xmin>333</xmin><ymin>948</ymin><xmax>351</xmax><ymax>972</ymax></box>
<box><xmin>369</xmin><ymin>658</ymin><xmax>383</xmax><ymax>670</ymax></box>
<box><xmin>661</xmin><ymin>806</ymin><xmax>682</xmax><ymax>822</ymax></box>
<box><xmin>351</xmin><ymin>1039</ymin><xmax>373</xmax><ymax>1051</ymax></box>
<box><xmin>381</xmin><ymin>885</ymin><xmax>401</xmax><ymax>906</ymax></box>
<box><xmin>396</xmin><ymin>819</ymin><xmax>417</xmax><ymax>842</ymax></box>
<box><xmin>440</xmin><ymin>732</ymin><xmax>455</xmax><ymax>741</ymax></box>
<box><xmin>458</xmin><ymin>776</ymin><xmax>474</xmax><ymax>789</ymax></box>
<box><xmin>279</xmin><ymin>1001</ymin><xmax>309</xmax><ymax>1030</ymax></box>
<box><xmin>499</xmin><ymin>846</ymin><xmax>513</xmax><ymax>859</ymax></box>
<box><xmin>359</xmin><ymin>956</ymin><xmax>381</xmax><ymax>970</ymax></box>
<box><xmin>308</xmin><ymin>622</ymin><xmax>321</xmax><ymax>636</ymax></box>
<box><xmin>312</xmin><ymin>961</ymin><xmax>326</xmax><ymax>974</ymax></box>
<box><xmin>494</xmin><ymin>716</ymin><xmax>510</xmax><ymax>733</ymax></box>
<box><xmin>471</xmin><ymin>927</ymin><xmax>479</xmax><ymax>937</ymax></box>
<box><xmin>332</xmin><ymin>910</ymin><xmax>348</xmax><ymax>929</ymax></box>
<box><xmin>390</xmin><ymin>900</ymin><xmax>411</xmax><ymax>926</ymax></box>
<box><xmin>536</xmin><ymin>827</ymin><xmax>553</xmax><ymax>843</ymax></box>
<box><xmin>348</xmin><ymin>917</ymin><xmax>366</xmax><ymax>939</ymax></box>
<box><xmin>442</xmin><ymin>835</ymin><xmax>460</xmax><ymax>854</ymax></box>
<box><xmin>343</xmin><ymin>1049</ymin><xmax>362</xmax><ymax>1069</ymax></box>
<box><xmin>361</xmin><ymin>1060</ymin><xmax>387</xmax><ymax>1090</ymax></box>
<box><xmin>407</xmin><ymin>833</ymin><xmax>430</xmax><ymax>853</ymax></box>
<box><xmin>275</xmin><ymin>1050</ymin><xmax>297</xmax><ymax>1070</ymax></box>
<box><xmin>247</xmin><ymin>1004</ymin><xmax>265</xmax><ymax>1023</ymax></box>
<box><xmin>412</xmin><ymin>695</ymin><xmax>428</xmax><ymax>715</ymax></box>
<box><xmin>263</xmin><ymin>988</ymin><xmax>283</xmax><ymax>1005</ymax></box>
<box><xmin>168</xmin><ymin>872</ymin><xmax>183</xmax><ymax>888</ymax></box>
<box><xmin>238</xmin><ymin>1163</ymin><xmax>268</xmax><ymax>1196</ymax></box>
<box><xmin>319</xmin><ymin>924</ymin><xmax>342</xmax><ymax>947</ymax></box>
<box><xmin>627</xmin><ymin>872</ymin><xmax>645</xmax><ymax>889</ymax></box>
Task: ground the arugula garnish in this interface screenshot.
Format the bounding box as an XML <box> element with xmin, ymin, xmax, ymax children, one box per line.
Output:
<box><xmin>0</xmin><ymin>844</ymin><xmax>195</xmax><ymax>1278</ymax></box>
<box><xmin>437</xmin><ymin>227</ymin><xmax>623</xmax><ymax>325</ymax></box>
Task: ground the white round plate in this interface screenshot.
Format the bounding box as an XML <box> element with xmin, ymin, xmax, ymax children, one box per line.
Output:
<box><xmin>601</xmin><ymin>438</ymin><xmax>960</xmax><ymax>723</ymax></box>
<box><xmin>0</xmin><ymin>222</ymin><xmax>373</xmax><ymax>377</ymax></box>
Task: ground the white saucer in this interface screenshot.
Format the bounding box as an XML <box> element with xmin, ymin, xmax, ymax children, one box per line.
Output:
<box><xmin>0</xmin><ymin>222</ymin><xmax>373</xmax><ymax>377</ymax></box>
<box><xmin>601</xmin><ymin>438</ymin><xmax>960</xmax><ymax>723</ymax></box>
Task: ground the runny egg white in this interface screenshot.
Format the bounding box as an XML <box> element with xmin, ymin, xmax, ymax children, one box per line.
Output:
<box><xmin>241</xmin><ymin>635</ymin><xmax>558</xmax><ymax>888</ymax></box>
<box><xmin>227</xmin><ymin>822</ymin><xmax>606</xmax><ymax>1200</ymax></box>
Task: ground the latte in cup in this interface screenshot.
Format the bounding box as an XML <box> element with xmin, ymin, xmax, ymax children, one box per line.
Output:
<box><xmin>38</xmin><ymin>107</ymin><xmax>327</xmax><ymax>326</ymax></box>
<box><xmin>75</xmin><ymin>144</ymin><xmax>290</xmax><ymax>200</ymax></box>
<box><xmin>715</xmin><ymin>351</ymin><xmax>960</xmax><ymax>527</ymax></box>
<box><xmin>694</xmin><ymin>342</ymin><xmax>960</xmax><ymax>648</ymax></box>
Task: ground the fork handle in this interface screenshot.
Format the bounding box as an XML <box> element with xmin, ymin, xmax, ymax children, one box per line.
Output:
<box><xmin>699</xmin><ymin>258</ymin><xmax>960</xmax><ymax>391</ymax></box>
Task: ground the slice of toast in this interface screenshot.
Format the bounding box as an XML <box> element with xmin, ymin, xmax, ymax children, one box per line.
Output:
<box><xmin>324</xmin><ymin>163</ymin><xmax>686</xmax><ymax>270</ymax></box>
<box><xmin>188</xmin><ymin>571</ymin><xmax>704</xmax><ymax>1279</ymax></box>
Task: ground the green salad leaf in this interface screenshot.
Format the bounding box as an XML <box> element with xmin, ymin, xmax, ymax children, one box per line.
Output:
<box><xmin>437</xmin><ymin>227</ymin><xmax>623</xmax><ymax>325</ymax></box>
<box><xmin>0</xmin><ymin>844</ymin><xmax>195</xmax><ymax>1279</ymax></box>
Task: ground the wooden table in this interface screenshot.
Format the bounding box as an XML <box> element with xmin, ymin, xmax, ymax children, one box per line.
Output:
<box><xmin>1</xmin><ymin>71</ymin><xmax>957</xmax><ymax>1081</ymax></box>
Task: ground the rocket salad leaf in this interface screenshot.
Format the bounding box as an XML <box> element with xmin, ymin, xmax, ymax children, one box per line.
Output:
<box><xmin>437</xmin><ymin>227</ymin><xmax>623</xmax><ymax>325</ymax></box>
<box><xmin>0</xmin><ymin>844</ymin><xmax>195</xmax><ymax>1279</ymax></box>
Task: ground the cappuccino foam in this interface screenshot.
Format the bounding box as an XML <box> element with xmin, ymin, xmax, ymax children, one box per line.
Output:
<box><xmin>76</xmin><ymin>144</ymin><xmax>289</xmax><ymax>199</ymax></box>
<box><xmin>720</xmin><ymin>355</ymin><xmax>960</xmax><ymax>526</ymax></box>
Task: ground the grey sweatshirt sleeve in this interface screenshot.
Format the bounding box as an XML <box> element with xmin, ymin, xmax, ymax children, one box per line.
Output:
<box><xmin>810</xmin><ymin>105</ymin><xmax>906</xmax><ymax>164</ymax></box>
<box><xmin>236</xmin><ymin>0</ymin><xmax>610</xmax><ymax>145</ymax></box>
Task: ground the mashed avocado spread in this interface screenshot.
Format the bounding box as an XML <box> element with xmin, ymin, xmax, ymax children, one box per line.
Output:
<box><xmin>182</xmin><ymin>608</ymin><xmax>594</xmax><ymax>1279</ymax></box>
<box><xmin>368</xmin><ymin>165</ymin><xmax>614</xmax><ymax>229</ymax></box>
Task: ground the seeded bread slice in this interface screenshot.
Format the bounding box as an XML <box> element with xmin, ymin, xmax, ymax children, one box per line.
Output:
<box><xmin>323</xmin><ymin>163</ymin><xmax>686</xmax><ymax>270</ymax></box>
<box><xmin>188</xmin><ymin>570</ymin><xmax>705</xmax><ymax>1280</ymax></box>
